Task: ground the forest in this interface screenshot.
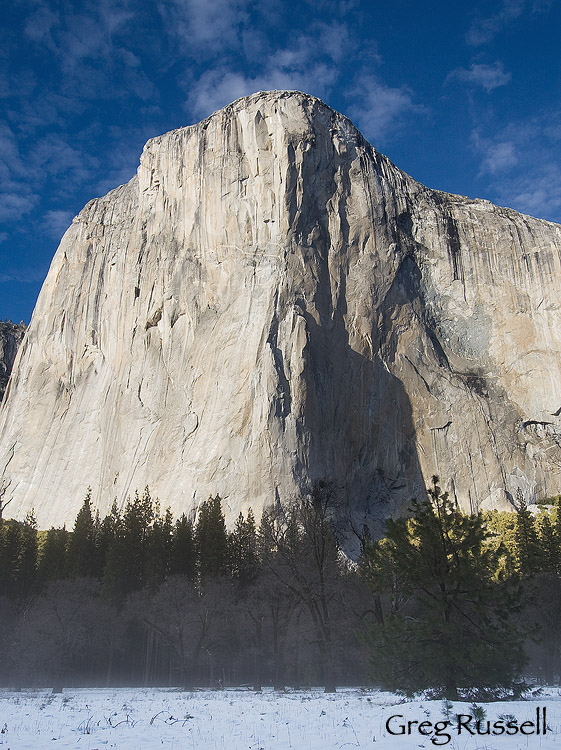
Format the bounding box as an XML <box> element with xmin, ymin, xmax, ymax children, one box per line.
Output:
<box><xmin>0</xmin><ymin>479</ymin><xmax>560</xmax><ymax>699</ymax></box>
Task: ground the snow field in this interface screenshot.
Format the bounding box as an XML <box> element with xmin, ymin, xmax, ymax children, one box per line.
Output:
<box><xmin>0</xmin><ymin>687</ymin><xmax>560</xmax><ymax>750</ymax></box>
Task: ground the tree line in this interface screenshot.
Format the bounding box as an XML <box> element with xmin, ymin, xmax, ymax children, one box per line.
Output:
<box><xmin>0</xmin><ymin>484</ymin><xmax>368</xmax><ymax>693</ymax></box>
<box><xmin>1</xmin><ymin>479</ymin><xmax>561</xmax><ymax>697</ymax></box>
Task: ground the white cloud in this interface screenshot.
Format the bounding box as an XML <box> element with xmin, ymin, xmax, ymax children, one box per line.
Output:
<box><xmin>184</xmin><ymin>21</ymin><xmax>404</xmax><ymax>144</ymax></box>
<box><xmin>0</xmin><ymin>268</ymin><xmax>49</xmax><ymax>285</ymax></box>
<box><xmin>187</xmin><ymin>71</ymin><xmax>259</xmax><ymax>118</ymax></box>
<box><xmin>472</xmin><ymin>111</ymin><xmax>561</xmax><ymax>222</ymax></box>
<box><xmin>95</xmin><ymin>140</ymin><xmax>144</xmax><ymax>196</ymax></box>
<box><xmin>185</xmin><ymin>27</ymin><xmax>346</xmax><ymax>120</ymax></box>
<box><xmin>187</xmin><ymin>67</ymin><xmax>336</xmax><ymax>121</ymax></box>
<box><xmin>481</xmin><ymin>141</ymin><xmax>518</xmax><ymax>174</ymax></box>
<box><xmin>466</xmin><ymin>0</ymin><xmax>553</xmax><ymax>45</ymax></box>
<box><xmin>447</xmin><ymin>62</ymin><xmax>512</xmax><ymax>93</ymax></box>
<box><xmin>347</xmin><ymin>76</ymin><xmax>424</xmax><ymax>145</ymax></box>
<box><xmin>159</xmin><ymin>0</ymin><xmax>250</xmax><ymax>54</ymax></box>
<box><xmin>316</xmin><ymin>22</ymin><xmax>355</xmax><ymax>65</ymax></box>
<box><xmin>466</xmin><ymin>0</ymin><xmax>526</xmax><ymax>45</ymax></box>
<box><xmin>0</xmin><ymin>193</ymin><xmax>38</xmax><ymax>221</ymax></box>
<box><xmin>494</xmin><ymin>165</ymin><xmax>561</xmax><ymax>220</ymax></box>
<box><xmin>0</xmin><ymin>123</ymin><xmax>26</xmax><ymax>179</ymax></box>
<box><xmin>43</xmin><ymin>210</ymin><xmax>75</xmax><ymax>240</ymax></box>
<box><xmin>24</xmin><ymin>4</ymin><xmax>60</xmax><ymax>49</ymax></box>
<box><xmin>22</xmin><ymin>0</ymin><xmax>150</xmax><ymax>105</ymax></box>
<box><xmin>30</xmin><ymin>135</ymin><xmax>98</xmax><ymax>184</ymax></box>
<box><xmin>472</xmin><ymin>130</ymin><xmax>518</xmax><ymax>175</ymax></box>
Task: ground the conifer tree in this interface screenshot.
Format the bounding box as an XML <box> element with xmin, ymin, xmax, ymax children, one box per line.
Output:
<box><xmin>145</xmin><ymin>506</ymin><xmax>174</xmax><ymax>589</ymax></box>
<box><xmin>171</xmin><ymin>513</ymin><xmax>196</xmax><ymax>579</ymax></box>
<box><xmin>67</xmin><ymin>488</ymin><xmax>96</xmax><ymax>578</ymax></box>
<box><xmin>538</xmin><ymin>512</ymin><xmax>560</xmax><ymax>574</ymax></box>
<box><xmin>514</xmin><ymin>499</ymin><xmax>541</xmax><ymax>576</ymax></box>
<box><xmin>95</xmin><ymin>501</ymin><xmax>120</xmax><ymax>580</ymax></box>
<box><xmin>362</xmin><ymin>476</ymin><xmax>527</xmax><ymax>700</ymax></box>
<box><xmin>482</xmin><ymin>510</ymin><xmax>517</xmax><ymax>576</ymax></box>
<box><xmin>195</xmin><ymin>495</ymin><xmax>228</xmax><ymax>580</ymax></box>
<box><xmin>548</xmin><ymin>495</ymin><xmax>561</xmax><ymax>574</ymax></box>
<box><xmin>229</xmin><ymin>509</ymin><xmax>260</xmax><ymax>586</ymax></box>
<box><xmin>38</xmin><ymin>527</ymin><xmax>69</xmax><ymax>584</ymax></box>
<box><xmin>0</xmin><ymin>520</ymin><xmax>21</xmax><ymax>597</ymax></box>
<box><xmin>103</xmin><ymin>488</ymin><xmax>155</xmax><ymax>597</ymax></box>
<box><xmin>17</xmin><ymin>511</ymin><xmax>38</xmax><ymax>598</ymax></box>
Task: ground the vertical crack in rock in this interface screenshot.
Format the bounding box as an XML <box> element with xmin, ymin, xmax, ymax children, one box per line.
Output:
<box><xmin>0</xmin><ymin>322</ymin><xmax>26</xmax><ymax>404</ymax></box>
<box><xmin>432</xmin><ymin>193</ymin><xmax>465</xmax><ymax>286</ymax></box>
<box><xmin>266</xmin><ymin>307</ymin><xmax>291</xmax><ymax>422</ymax></box>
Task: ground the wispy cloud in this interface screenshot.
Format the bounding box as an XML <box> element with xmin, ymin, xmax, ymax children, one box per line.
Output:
<box><xmin>466</xmin><ymin>0</ymin><xmax>526</xmax><ymax>45</ymax></box>
<box><xmin>0</xmin><ymin>193</ymin><xmax>38</xmax><ymax>222</ymax></box>
<box><xmin>0</xmin><ymin>123</ymin><xmax>37</xmax><ymax>219</ymax></box>
<box><xmin>0</xmin><ymin>0</ymin><xmax>156</xmax><ymax>234</ymax></box>
<box><xmin>0</xmin><ymin>268</ymin><xmax>49</xmax><ymax>285</ymax></box>
<box><xmin>466</xmin><ymin>0</ymin><xmax>552</xmax><ymax>45</ymax></box>
<box><xmin>183</xmin><ymin>19</ymin><xmax>418</xmax><ymax>147</ymax></box>
<box><xmin>0</xmin><ymin>122</ymin><xmax>30</xmax><ymax>179</ymax></box>
<box><xmin>477</xmin><ymin>139</ymin><xmax>518</xmax><ymax>175</ymax></box>
<box><xmin>158</xmin><ymin>0</ymin><xmax>251</xmax><ymax>55</ymax></box>
<box><xmin>23</xmin><ymin>3</ymin><xmax>60</xmax><ymax>49</ymax></box>
<box><xmin>185</xmin><ymin>25</ymin><xmax>349</xmax><ymax>119</ymax></box>
<box><xmin>95</xmin><ymin>128</ymin><xmax>154</xmax><ymax>195</ymax></box>
<box><xmin>472</xmin><ymin>110</ymin><xmax>561</xmax><ymax>220</ymax></box>
<box><xmin>43</xmin><ymin>210</ymin><xmax>75</xmax><ymax>240</ymax></box>
<box><xmin>30</xmin><ymin>134</ymin><xmax>98</xmax><ymax>184</ymax></box>
<box><xmin>447</xmin><ymin>62</ymin><xmax>512</xmax><ymax>93</ymax></box>
<box><xmin>494</xmin><ymin>164</ymin><xmax>561</xmax><ymax>219</ymax></box>
<box><xmin>187</xmin><ymin>66</ymin><xmax>336</xmax><ymax>121</ymax></box>
<box><xmin>347</xmin><ymin>76</ymin><xmax>424</xmax><ymax>145</ymax></box>
<box><xmin>22</xmin><ymin>0</ymin><xmax>151</xmax><ymax>105</ymax></box>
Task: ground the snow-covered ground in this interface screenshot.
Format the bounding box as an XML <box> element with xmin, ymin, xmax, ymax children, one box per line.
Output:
<box><xmin>1</xmin><ymin>686</ymin><xmax>560</xmax><ymax>749</ymax></box>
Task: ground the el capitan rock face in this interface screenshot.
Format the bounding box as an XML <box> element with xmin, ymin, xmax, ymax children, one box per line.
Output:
<box><xmin>2</xmin><ymin>90</ymin><xmax>561</xmax><ymax>543</ymax></box>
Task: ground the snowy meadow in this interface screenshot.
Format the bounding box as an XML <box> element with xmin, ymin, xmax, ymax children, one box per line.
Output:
<box><xmin>1</xmin><ymin>687</ymin><xmax>561</xmax><ymax>750</ymax></box>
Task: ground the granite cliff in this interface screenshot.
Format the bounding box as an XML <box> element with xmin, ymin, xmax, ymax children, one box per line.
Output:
<box><xmin>0</xmin><ymin>322</ymin><xmax>25</xmax><ymax>404</ymax></box>
<box><xmin>2</xmin><ymin>91</ymin><xmax>561</xmax><ymax>543</ymax></box>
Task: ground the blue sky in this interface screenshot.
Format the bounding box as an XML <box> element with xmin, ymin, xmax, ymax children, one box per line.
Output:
<box><xmin>1</xmin><ymin>0</ymin><xmax>560</xmax><ymax>323</ymax></box>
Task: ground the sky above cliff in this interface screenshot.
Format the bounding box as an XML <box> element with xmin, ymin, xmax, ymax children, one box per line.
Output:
<box><xmin>1</xmin><ymin>0</ymin><xmax>560</xmax><ymax>322</ymax></box>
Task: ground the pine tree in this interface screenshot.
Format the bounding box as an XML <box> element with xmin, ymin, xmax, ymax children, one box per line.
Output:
<box><xmin>362</xmin><ymin>476</ymin><xmax>527</xmax><ymax>700</ymax></box>
<box><xmin>0</xmin><ymin>520</ymin><xmax>21</xmax><ymax>597</ymax></box>
<box><xmin>538</xmin><ymin>512</ymin><xmax>560</xmax><ymax>574</ymax></box>
<box><xmin>103</xmin><ymin>488</ymin><xmax>155</xmax><ymax>598</ymax></box>
<box><xmin>195</xmin><ymin>495</ymin><xmax>228</xmax><ymax>580</ymax></box>
<box><xmin>171</xmin><ymin>513</ymin><xmax>196</xmax><ymax>579</ymax></box>
<box><xmin>67</xmin><ymin>488</ymin><xmax>97</xmax><ymax>578</ymax></box>
<box><xmin>17</xmin><ymin>511</ymin><xmax>38</xmax><ymax>598</ymax></box>
<box><xmin>514</xmin><ymin>499</ymin><xmax>541</xmax><ymax>576</ymax></box>
<box><xmin>145</xmin><ymin>506</ymin><xmax>174</xmax><ymax>589</ymax></box>
<box><xmin>95</xmin><ymin>501</ymin><xmax>120</xmax><ymax>580</ymax></box>
<box><xmin>38</xmin><ymin>527</ymin><xmax>69</xmax><ymax>584</ymax></box>
<box><xmin>553</xmin><ymin>495</ymin><xmax>561</xmax><ymax>541</ymax></box>
<box><xmin>482</xmin><ymin>510</ymin><xmax>517</xmax><ymax>576</ymax></box>
<box><xmin>229</xmin><ymin>509</ymin><xmax>260</xmax><ymax>586</ymax></box>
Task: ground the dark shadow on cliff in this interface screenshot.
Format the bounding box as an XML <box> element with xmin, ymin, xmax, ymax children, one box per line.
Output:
<box><xmin>279</xmin><ymin>102</ymin><xmax>426</xmax><ymax>557</ymax></box>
